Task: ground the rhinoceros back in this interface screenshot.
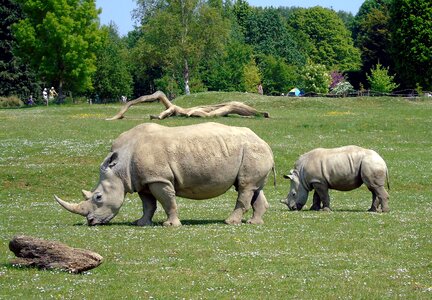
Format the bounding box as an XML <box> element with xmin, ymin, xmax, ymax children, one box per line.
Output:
<box><xmin>113</xmin><ymin>122</ymin><xmax>273</xmax><ymax>199</ymax></box>
<box><xmin>299</xmin><ymin>145</ymin><xmax>378</xmax><ymax>191</ymax></box>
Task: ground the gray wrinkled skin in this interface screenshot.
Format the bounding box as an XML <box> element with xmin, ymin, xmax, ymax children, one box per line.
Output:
<box><xmin>56</xmin><ymin>122</ymin><xmax>274</xmax><ymax>226</ymax></box>
<box><xmin>281</xmin><ymin>145</ymin><xmax>390</xmax><ymax>212</ymax></box>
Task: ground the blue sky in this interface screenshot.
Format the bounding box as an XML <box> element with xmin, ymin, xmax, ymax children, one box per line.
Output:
<box><xmin>96</xmin><ymin>0</ymin><xmax>364</xmax><ymax>36</ymax></box>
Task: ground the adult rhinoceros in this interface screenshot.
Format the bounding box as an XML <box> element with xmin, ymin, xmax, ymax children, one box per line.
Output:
<box><xmin>281</xmin><ymin>145</ymin><xmax>389</xmax><ymax>212</ymax></box>
<box><xmin>55</xmin><ymin>122</ymin><xmax>274</xmax><ymax>226</ymax></box>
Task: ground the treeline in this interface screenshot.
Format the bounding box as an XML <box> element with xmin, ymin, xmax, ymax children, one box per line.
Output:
<box><xmin>1</xmin><ymin>0</ymin><xmax>431</xmax><ymax>103</ymax></box>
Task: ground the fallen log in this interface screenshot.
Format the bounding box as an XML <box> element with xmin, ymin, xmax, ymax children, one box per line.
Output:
<box><xmin>9</xmin><ymin>235</ymin><xmax>103</xmax><ymax>273</ymax></box>
<box><xmin>106</xmin><ymin>91</ymin><xmax>269</xmax><ymax>120</ymax></box>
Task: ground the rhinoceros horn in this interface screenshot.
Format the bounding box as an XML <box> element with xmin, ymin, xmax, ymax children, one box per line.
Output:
<box><xmin>81</xmin><ymin>189</ymin><xmax>92</xmax><ymax>200</ymax></box>
<box><xmin>54</xmin><ymin>195</ymin><xmax>90</xmax><ymax>216</ymax></box>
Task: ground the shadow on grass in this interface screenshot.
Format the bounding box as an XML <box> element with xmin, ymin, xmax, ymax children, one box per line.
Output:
<box><xmin>275</xmin><ymin>207</ymin><xmax>368</xmax><ymax>213</ymax></box>
<box><xmin>72</xmin><ymin>219</ymin><xmax>226</xmax><ymax>227</ymax></box>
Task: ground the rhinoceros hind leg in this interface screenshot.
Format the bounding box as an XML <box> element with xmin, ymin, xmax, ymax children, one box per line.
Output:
<box><xmin>369</xmin><ymin>186</ymin><xmax>389</xmax><ymax>213</ymax></box>
<box><xmin>247</xmin><ymin>190</ymin><xmax>268</xmax><ymax>225</ymax></box>
<box><xmin>149</xmin><ymin>182</ymin><xmax>182</xmax><ymax>227</ymax></box>
<box><xmin>310</xmin><ymin>191</ymin><xmax>321</xmax><ymax>211</ymax></box>
<box><xmin>225</xmin><ymin>189</ymin><xmax>254</xmax><ymax>225</ymax></box>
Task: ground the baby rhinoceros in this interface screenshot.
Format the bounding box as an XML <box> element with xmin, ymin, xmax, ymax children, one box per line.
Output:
<box><xmin>281</xmin><ymin>145</ymin><xmax>390</xmax><ymax>212</ymax></box>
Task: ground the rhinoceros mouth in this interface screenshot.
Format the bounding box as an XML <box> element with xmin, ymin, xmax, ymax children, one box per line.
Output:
<box><xmin>87</xmin><ymin>214</ymin><xmax>115</xmax><ymax>226</ymax></box>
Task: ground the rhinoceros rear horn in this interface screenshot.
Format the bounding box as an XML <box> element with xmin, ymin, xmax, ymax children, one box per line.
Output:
<box><xmin>54</xmin><ymin>195</ymin><xmax>89</xmax><ymax>216</ymax></box>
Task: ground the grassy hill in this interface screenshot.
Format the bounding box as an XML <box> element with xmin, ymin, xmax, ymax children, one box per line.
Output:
<box><xmin>1</xmin><ymin>93</ymin><xmax>431</xmax><ymax>299</ymax></box>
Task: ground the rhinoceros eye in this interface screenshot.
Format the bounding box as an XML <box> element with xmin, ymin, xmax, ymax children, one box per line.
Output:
<box><xmin>94</xmin><ymin>192</ymin><xmax>103</xmax><ymax>202</ymax></box>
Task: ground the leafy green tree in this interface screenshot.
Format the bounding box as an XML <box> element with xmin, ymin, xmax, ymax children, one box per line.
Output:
<box><xmin>300</xmin><ymin>62</ymin><xmax>331</xmax><ymax>94</ymax></box>
<box><xmin>287</xmin><ymin>7</ymin><xmax>361</xmax><ymax>71</ymax></box>
<box><xmin>367</xmin><ymin>63</ymin><xmax>399</xmax><ymax>93</ymax></box>
<box><xmin>352</xmin><ymin>0</ymin><xmax>393</xmax><ymax>39</ymax></box>
<box><xmin>356</xmin><ymin>6</ymin><xmax>392</xmax><ymax>74</ymax></box>
<box><xmin>244</xmin><ymin>7</ymin><xmax>305</xmax><ymax>66</ymax></box>
<box><xmin>232</xmin><ymin>0</ymin><xmax>252</xmax><ymax>35</ymax></box>
<box><xmin>337</xmin><ymin>10</ymin><xmax>355</xmax><ymax>32</ymax></box>
<box><xmin>134</xmin><ymin>0</ymin><xmax>230</xmax><ymax>95</ymax></box>
<box><xmin>259</xmin><ymin>55</ymin><xmax>299</xmax><ymax>95</ymax></box>
<box><xmin>12</xmin><ymin>0</ymin><xmax>103</xmax><ymax>96</ymax></box>
<box><xmin>243</xmin><ymin>59</ymin><xmax>261</xmax><ymax>93</ymax></box>
<box><xmin>93</xmin><ymin>24</ymin><xmax>133</xmax><ymax>102</ymax></box>
<box><xmin>390</xmin><ymin>0</ymin><xmax>432</xmax><ymax>90</ymax></box>
<box><xmin>0</xmin><ymin>0</ymin><xmax>39</xmax><ymax>98</ymax></box>
<box><xmin>202</xmin><ymin>36</ymin><xmax>254</xmax><ymax>92</ymax></box>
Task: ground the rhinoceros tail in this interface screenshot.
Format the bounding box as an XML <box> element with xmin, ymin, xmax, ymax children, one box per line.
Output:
<box><xmin>272</xmin><ymin>165</ymin><xmax>277</xmax><ymax>188</ymax></box>
<box><xmin>386</xmin><ymin>168</ymin><xmax>390</xmax><ymax>191</ymax></box>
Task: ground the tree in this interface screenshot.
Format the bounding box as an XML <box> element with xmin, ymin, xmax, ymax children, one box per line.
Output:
<box><xmin>93</xmin><ymin>24</ymin><xmax>133</xmax><ymax>102</ymax></box>
<box><xmin>202</xmin><ymin>32</ymin><xmax>254</xmax><ymax>92</ymax></box>
<box><xmin>287</xmin><ymin>7</ymin><xmax>361</xmax><ymax>71</ymax></box>
<box><xmin>356</xmin><ymin>6</ymin><xmax>392</xmax><ymax>75</ymax></box>
<box><xmin>134</xmin><ymin>0</ymin><xmax>230</xmax><ymax>95</ymax></box>
<box><xmin>390</xmin><ymin>0</ymin><xmax>432</xmax><ymax>90</ymax></box>
<box><xmin>367</xmin><ymin>63</ymin><xmax>399</xmax><ymax>93</ymax></box>
<box><xmin>0</xmin><ymin>0</ymin><xmax>39</xmax><ymax>98</ymax></box>
<box><xmin>259</xmin><ymin>55</ymin><xmax>299</xmax><ymax>95</ymax></box>
<box><xmin>243</xmin><ymin>59</ymin><xmax>261</xmax><ymax>93</ymax></box>
<box><xmin>12</xmin><ymin>0</ymin><xmax>103</xmax><ymax>96</ymax></box>
<box><xmin>243</xmin><ymin>7</ymin><xmax>305</xmax><ymax>66</ymax></box>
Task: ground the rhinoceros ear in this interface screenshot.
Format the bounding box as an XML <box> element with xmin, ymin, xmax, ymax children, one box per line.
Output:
<box><xmin>101</xmin><ymin>152</ymin><xmax>119</xmax><ymax>170</ymax></box>
<box><xmin>82</xmin><ymin>189</ymin><xmax>92</xmax><ymax>200</ymax></box>
<box><xmin>283</xmin><ymin>169</ymin><xmax>294</xmax><ymax>180</ymax></box>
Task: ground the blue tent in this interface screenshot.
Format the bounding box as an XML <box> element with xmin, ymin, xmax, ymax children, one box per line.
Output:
<box><xmin>288</xmin><ymin>88</ymin><xmax>301</xmax><ymax>97</ymax></box>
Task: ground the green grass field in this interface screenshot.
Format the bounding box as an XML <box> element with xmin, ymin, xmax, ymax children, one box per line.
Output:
<box><xmin>1</xmin><ymin>93</ymin><xmax>431</xmax><ymax>299</ymax></box>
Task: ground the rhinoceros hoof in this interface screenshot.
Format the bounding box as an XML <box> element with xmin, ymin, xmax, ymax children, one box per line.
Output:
<box><xmin>163</xmin><ymin>220</ymin><xmax>182</xmax><ymax>227</ymax></box>
<box><xmin>246</xmin><ymin>218</ymin><xmax>264</xmax><ymax>225</ymax></box>
<box><xmin>132</xmin><ymin>219</ymin><xmax>153</xmax><ymax>226</ymax></box>
<box><xmin>224</xmin><ymin>218</ymin><xmax>242</xmax><ymax>225</ymax></box>
<box><xmin>368</xmin><ymin>207</ymin><xmax>380</xmax><ymax>213</ymax></box>
<box><xmin>320</xmin><ymin>207</ymin><xmax>332</xmax><ymax>212</ymax></box>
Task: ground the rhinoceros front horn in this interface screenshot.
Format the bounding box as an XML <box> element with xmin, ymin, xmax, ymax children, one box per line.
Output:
<box><xmin>54</xmin><ymin>195</ymin><xmax>89</xmax><ymax>216</ymax></box>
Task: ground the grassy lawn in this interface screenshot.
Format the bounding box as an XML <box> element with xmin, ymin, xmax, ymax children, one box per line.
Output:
<box><xmin>0</xmin><ymin>93</ymin><xmax>431</xmax><ymax>299</ymax></box>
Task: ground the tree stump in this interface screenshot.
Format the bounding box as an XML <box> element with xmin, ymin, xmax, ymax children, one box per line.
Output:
<box><xmin>9</xmin><ymin>235</ymin><xmax>103</xmax><ymax>273</ymax></box>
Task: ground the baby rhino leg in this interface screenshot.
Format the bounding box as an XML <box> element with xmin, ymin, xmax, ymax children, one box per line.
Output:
<box><xmin>247</xmin><ymin>190</ymin><xmax>269</xmax><ymax>225</ymax></box>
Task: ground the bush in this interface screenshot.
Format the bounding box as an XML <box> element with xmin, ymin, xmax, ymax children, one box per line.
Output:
<box><xmin>367</xmin><ymin>63</ymin><xmax>399</xmax><ymax>93</ymax></box>
<box><xmin>0</xmin><ymin>96</ymin><xmax>24</xmax><ymax>108</ymax></box>
<box><xmin>330</xmin><ymin>81</ymin><xmax>355</xmax><ymax>96</ymax></box>
<box><xmin>300</xmin><ymin>63</ymin><xmax>331</xmax><ymax>94</ymax></box>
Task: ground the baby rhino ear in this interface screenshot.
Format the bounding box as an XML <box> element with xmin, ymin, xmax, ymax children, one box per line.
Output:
<box><xmin>283</xmin><ymin>169</ymin><xmax>294</xmax><ymax>180</ymax></box>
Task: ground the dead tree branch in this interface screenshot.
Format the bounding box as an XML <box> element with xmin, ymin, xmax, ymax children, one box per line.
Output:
<box><xmin>106</xmin><ymin>91</ymin><xmax>269</xmax><ymax>120</ymax></box>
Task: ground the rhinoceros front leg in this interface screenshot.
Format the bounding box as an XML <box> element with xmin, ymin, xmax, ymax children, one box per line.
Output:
<box><xmin>310</xmin><ymin>191</ymin><xmax>321</xmax><ymax>211</ymax></box>
<box><xmin>149</xmin><ymin>182</ymin><xmax>181</xmax><ymax>227</ymax></box>
<box><xmin>313</xmin><ymin>184</ymin><xmax>332</xmax><ymax>212</ymax></box>
<box><xmin>247</xmin><ymin>190</ymin><xmax>269</xmax><ymax>225</ymax></box>
<box><xmin>225</xmin><ymin>189</ymin><xmax>253</xmax><ymax>225</ymax></box>
<box><xmin>132</xmin><ymin>192</ymin><xmax>157</xmax><ymax>226</ymax></box>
